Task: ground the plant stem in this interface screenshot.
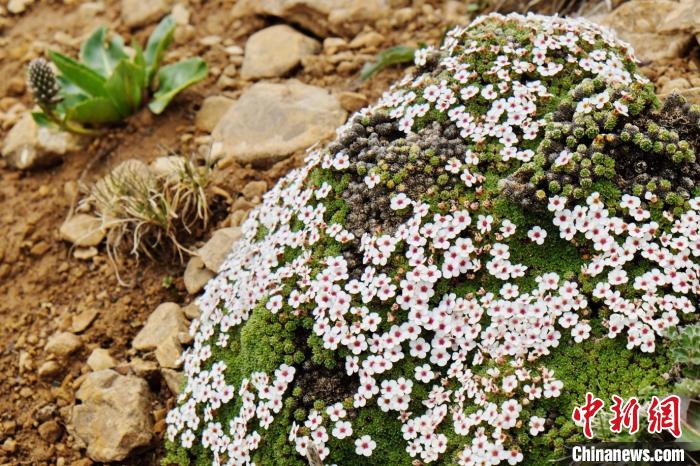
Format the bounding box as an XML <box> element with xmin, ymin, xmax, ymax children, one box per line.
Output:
<box><xmin>41</xmin><ymin>104</ymin><xmax>103</xmax><ymax>136</ymax></box>
<box><xmin>63</xmin><ymin>120</ymin><xmax>103</xmax><ymax>136</ymax></box>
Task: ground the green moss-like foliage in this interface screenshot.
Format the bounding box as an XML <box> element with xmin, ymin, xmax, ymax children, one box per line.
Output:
<box><xmin>165</xmin><ymin>12</ymin><xmax>699</xmax><ymax>466</ymax></box>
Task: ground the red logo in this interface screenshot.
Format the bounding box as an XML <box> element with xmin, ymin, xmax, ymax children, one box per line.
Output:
<box><xmin>572</xmin><ymin>392</ymin><xmax>605</xmax><ymax>439</ymax></box>
<box><xmin>647</xmin><ymin>395</ymin><xmax>681</xmax><ymax>438</ymax></box>
<box><xmin>609</xmin><ymin>395</ymin><xmax>640</xmax><ymax>434</ymax></box>
<box><xmin>573</xmin><ymin>394</ymin><xmax>682</xmax><ymax>438</ymax></box>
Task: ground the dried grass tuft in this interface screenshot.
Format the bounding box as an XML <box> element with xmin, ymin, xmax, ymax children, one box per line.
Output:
<box><xmin>86</xmin><ymin>156</ymin><xmax>213</xmax><ymax>271</ymax></box>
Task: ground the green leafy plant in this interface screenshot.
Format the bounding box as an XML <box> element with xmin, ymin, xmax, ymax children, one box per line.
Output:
<box><xmin>670</xmin><ymin>324</ymin><xmax>700</xmax><ymax>368</ymax></box>
<box><xmin>680</xmin><ymin>398</ymin><xmax>700</xmax><ymax>450</ymax></box>
<box><xmin>360</xmin><ymin>45</ymin><xmax>416</xmax><ymax>80</ymax></box>
<box><xmin>669</xmin><ymin>323</ymin><xmax>700</xmax><ymax>450</ymax></box>
<box><xmin>28</xmin><ymin>15</ymin><xmax>207</xmax><ymax>135</ymax></box>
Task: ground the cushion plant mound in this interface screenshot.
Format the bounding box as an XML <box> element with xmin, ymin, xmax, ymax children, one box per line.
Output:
<box><xmin>165</xmin><ymin>12</ymin><xmax>700</xmax><ymax>466</ymax></box>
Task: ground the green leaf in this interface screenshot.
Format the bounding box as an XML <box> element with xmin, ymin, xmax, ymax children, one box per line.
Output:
<box><xmin>104</xmin><ymin>60</ymin><xmax>145</xmax><ymax>117</ymax></box>
<box><xmin>679</xmin><ymin>397</ymin><xmax>700</xmax><ymax>451</ymax></box>
<box><xmin>360</xmin><ymin>45</ymin><xmax>416</xmax><ymax>80</ymax></box>
<box><xmin>79</xmin><ymin>27</ymin><xmax>128</xmax><ymax>78</ymax></box>
<box><xmin>144</xmin><ymin>15</ymin><xmax>175</xmax><ymax>86</ymax></box>
<box><xmin>49</xmin><ymin>51</ymin><xmax>107</xmax><ymax>97</ymax></box>
<box><xmin>67</xmin><ymin>96</ymin><xmax>123</xmax><ymax>124</ymax></box>
<box><xmin>56</xmin><ymin>74</ymin><xmax>89</xmax><ymax>99</ymax></box>
<box><xmin>148</xmin><ymin>58</ymin><xmax>207</xmax><ymax>114</ymax></box>
<box><xmin>57</xmin><ymin>95</ymin><xmax>89</xmax><ymax>115</ymax></box>
<box><xmin>31</xmin><ymin>111</ymin><xmax>58</xmax><ymax>129</ymax></box>
<box><xmin>132</xmin><ymin>41</ymin><xmax>148</xmax><ymax>87</ymax></box>
<box><xmin>55</xmin><ymin>74</ymin><xmax>91</xmax><ymax>118</ymax></box>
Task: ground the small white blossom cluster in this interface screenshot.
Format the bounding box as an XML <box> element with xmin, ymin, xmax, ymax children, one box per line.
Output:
<box><xmin>563</xmin><ymin>193</ymin><xmax>699</xmax><ymax>352</ymax></box>
<box><xmin>166</xmin><ymin>359</ymin><xmax>296</xmax><ymax>463</ymax></box>
<box><xmin>377</xmin><ymin>11</ymin><xmax>645</xmax><ymax>157</ymax></box>
<box><xmin>166</xmin><ymin>12</ymin><xmax>698</xmax><ymax>466</ymax></box>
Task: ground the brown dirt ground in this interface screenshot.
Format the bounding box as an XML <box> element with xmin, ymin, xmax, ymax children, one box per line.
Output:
<box><xmin>0</xmin><ymin>1</ymin><xmax>446</xmax><ymax>465</ymax></box>
<box><xmin>0</xmin><ymin>1</ymin><xmax>698</xmax><ymax>466</ymax></box>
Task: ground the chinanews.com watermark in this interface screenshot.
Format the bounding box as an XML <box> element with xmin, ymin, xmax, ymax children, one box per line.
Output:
<box><xmin>568</xmin><ymin>393</ymin><xmax>700</xmax><ymax>465</ymax></box>
<box><xmin>569</xmin><ymin>443</ymin><xmax>696</xmax><ymax>465</ymax></box>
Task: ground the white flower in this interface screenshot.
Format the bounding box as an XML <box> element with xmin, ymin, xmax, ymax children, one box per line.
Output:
<box><xmin>423</xmin><ymin>84</ymin><xmax>441</xmax><ymax>102</ymax></box>
<box><xmin>608</xmin><ymin>268</ymin><xmax>628</xmax><ymax>286</ymax></box>
<box><xmin>477</xmin><ymin>215</ymin><xmax>494</xmax><ymax>233</ymax></box>
<box><xmin>620</xmin><ymin>194</ymin><xmax>641</xmax><ymax>210</ymax></box>
<box><xmin>332</xmin><ymin>421</ymin><xmax>353</xmax><ymax>439</ymax></box>
<box><xmin>327</xmin><ymin>402</ymin><xmax>347</xmax><ymax>422</ymax></box>
<box><xmin>460</xmin><ymin>85</ymin><xmax>479</xmax><ymax>101</ymax></box>
<box><xmin>481</xmin><ymin>84</ymin><xmax>498</xmax><ymax>100</ymax></box>
<box><xmin>390</xmin><ymin>193</ymin><xmax>412</xmax><ymax>210</ymax></box>
<box><xmin>572</xmin><ymin>322</ymin><xmax>591</xmax><ymax>343</ymax></box>
<box><xmin>528</xmin><ymin>226</ymin><xmax>547</xmax><ymax>245</ymax></box>
<box><xmin>554</xmin><ymin>150</ymin><xmax>572</xmax><ymax>167</ymax></box>
<box><xmin>613</xmin><ymin>100</ymin><xmax>628</xmax><ymax>116</ymax></box>
<box><xmin>500</xmin><ymin>219</ymin><xmax>517</xmax><ymax>238</ymax></box>
<box><xmin>414</xmin><ymin>48</ymin><xmax>429</xmax><ymax>66</ymax></box>
<box><xmin>364</xmin><ymin>173</ymin><xmax>380</xmax><ymax>189</ymax></box>
<box><xmin>529</xmin><ymin>416</ymin><xmax>546</xmax><ymax>436</ymax></box>
<box><xmin>414</xmin><ymin>363</ymin><xmax>435</xmax><ymax>383</ymax></box>
<box><xmin>181</xmin><ymin>429</ymin><xmax>195</xmax><ymax>448</ymax></box>
<box><xmin>355</xmin><ymin>435</ymin><xmax>377</xmax><ymax>456</ymax></box>
<box><xmin>548</xmin><ymin>196</ymin><xmax>567</xmax><ymax>212</ymax></box>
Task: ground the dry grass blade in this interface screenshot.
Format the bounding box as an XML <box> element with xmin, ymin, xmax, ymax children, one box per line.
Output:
<box><xmin>86</xmin><ymin>157</ymin><xmax>214</xmax><ymax>282</ymax></box>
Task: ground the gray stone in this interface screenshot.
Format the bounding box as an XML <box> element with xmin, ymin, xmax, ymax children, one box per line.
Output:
<box><xmin>659</xmin><ymin>77</ymin><xmax>691</xmax><ymax>95</ymax></box>
<box><xmin>171</xmin><ymin>3</ymin><xmax>190</xmax><ymax>25</ymax></box>
<box><xmin>241</xmin><ymin>25</ymin><xmax>320</xmax><ymax>79</ymax></box>
<box><xmin>78</xmin><ymin>2</ymin><xmax>105</xmax><ymax>16</ymax></box>
<box><xmin>155</xmin><ymin>336</ymin><xmax>182</xmax><ymax>369</ymax></box>
<box><xmin>45</xmin><ymin>332</ymin><xmax>82</xmax><ymax>357</ymax></box>
<box><xmin>70</xmin><ymin>308</ymin><xmax>99</xmax><ymax>333</ymax></box>
<box><xmin>231</xmin><ymin>0</ymin><xmax>389</xmax><ymax>37</ymax></box>
<box><xmin>73</xmin><ymin>246</ymin><xmax>98</xmax><ymax>260</ymax></box>
<box><xmin>87</xmin><ymin>348</ymin><xmax>117</xmax><ymax>371</ymax></box>
<box><xmin>71</xmin><ymin>370</ymin><xmax>152</xmax><ymax>462</ymax></box>
<box><xmin>132</xmin><ymin>303</ymin><xmax>188</xmax><ymax>351</ymax></box>
<box><xmin>323</xmin><ymin>37</ymin><xmax>348</xmax><ymax>54</ymax></box>
<box><xmin>212</xmin><ymin>80</ymin><xmax>346</xmax><ymax>165</ymax></box>
<box><xmin>337</xmin><ymin>91</ymin><xmax>368</xmax><ymax>113</ymax></box>
<box><xmin>182</xmin><ymin>303</ymin><xmax>201</xmax><ymax>320</ymax></box>
<box><xmin>34</xmin><ymin>404</ymin><xmax>58</xmax><ymax>422</ymax></box>
<box><xmin>121</xmin><ymin>0</ymin><xmax>171</xmax><ymax>28</ymax></box>
<box><xmin>183</xmin><ymin>256</ymin><xmax>214</xmax><ymax>294</ymax></box>
<box><xmin>601</xmin><ymin>0</ymin><xmax>695</xmax><ymax>61</ymax></box>
<box><xmin>161</xmin><ymin>368</ymin><xmax>184</xmax><ymax>395</ymax></box>
<box><xmin>2</xmin><ymin>113</ymin><xmax>82</xmax><ymax>170</ymax></box>
<box><xmin>241</xmin><ymin>180</ymin><xmax>267</xmax><ymax>200</ymax></box>
<box><xmin>229</xmin><ymin>209</ymin><xmax>250</xmax><ymax>227</ymax></box>
<box><xmin>657</xmin><ymin>0</ymin><xmax>700</xmax><ymax>33</ymax></box>
<box><xmin>178</xmin><ymin>331</ymin><xmax>193</xmax><ymax>345</ymax></box>
<box><xmin>8</xmin><ymin>0</ymin><xmax>32</xmax><ymax>14</ymax></box>
<box><xmin>18</xmin><ymin>351</ymin><xmax>32</xmax><ymax>375</ymax></box>
<box><xmin>660</xmin><ymin>87</ymin><xmax>700</xmax><ymax>104</ymax></box>
<box><xmin>129</xmin><ymin>358</ymin><xmax>159</xmax><ymax>378</ymax></box>
<box><xmin>225</xmin><ymin>45</ymin><xmax>244</xmax><ymax>56</ymax></box>
<box><xmin>199</xmin><ymin>35</ymin><xmax>222</xmax><ymax>47</ymax></box>
<box><xmin>348</xmin><ymin>31</ymin><xmax>384</xmax><ymax>49</ymax></box>
<box><xmin>197</xmin><ymin>227</ymin><xmax>242</xmax><ymax>272</ymax></box>
<box><xmin>38</xmin><ymin>361</ymin><xmax>62</xmax><ymax>379</ymax></box>
<box><xmin>38</xmin><ymin>420</ymin><xmax>62</xmax><ymax>442</ymax></box>
<box><xmin>59</xmin><ymin>214</ymin><xmax>105</xmax><ymax>247</ymax></box>
<box><xmin>195</xmin><ymin>95</ymin><xmax>234</xmax><ymax>132</ymax></box>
